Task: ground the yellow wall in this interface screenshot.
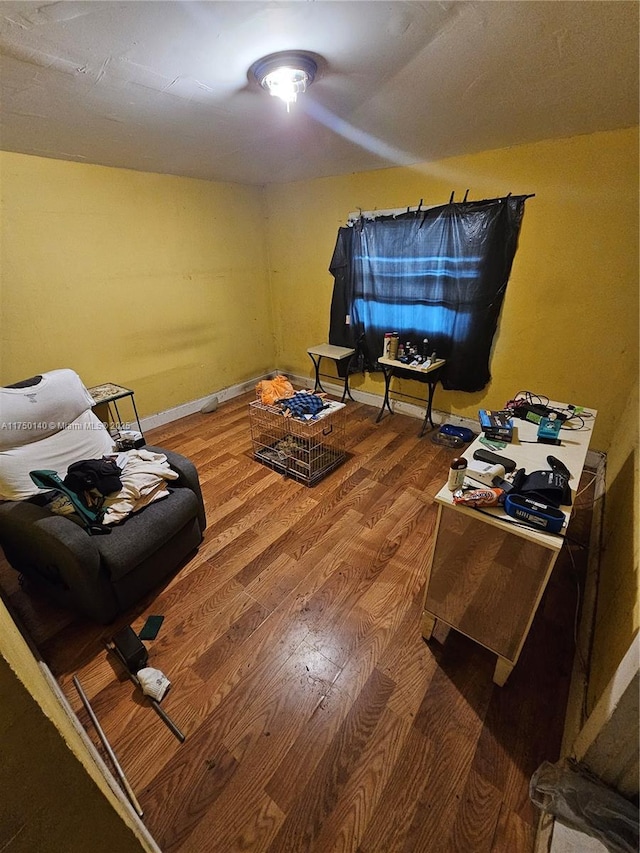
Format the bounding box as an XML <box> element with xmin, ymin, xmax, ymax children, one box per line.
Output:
<box><xmin>264</xmin><ymin>127</ymin><xmax>639</xmax><ymax>452</ymax></box>
<box><xmin>588</xmin><ymin>378</ymin><xmax>639</xmax><ymax>710</ymax></box>
<box><xmin>0</xmin><ymin>602</ymin><xmax>153</xmax><ymax>852</ymax></box>
<box><xmin>0</xmin><ymin>152</ymin><xmax>275</xmax><ymax>415</ymax></box>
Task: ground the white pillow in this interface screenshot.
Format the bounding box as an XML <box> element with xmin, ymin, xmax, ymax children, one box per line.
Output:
<box><xmin>0</xmin><ymin>409</ymin><xmax>116</xmax><ymax>501</ymax></box>
<box><xmin>0</xmin><ymin>369</ymin><xmax>96</xmax><ymax>450</ymax></box>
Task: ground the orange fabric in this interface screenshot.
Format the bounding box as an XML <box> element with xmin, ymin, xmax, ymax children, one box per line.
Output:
<box><xmin>256</xmin><ymin>375</ymin><xmax>295</xmax><ymax>406</ymax></box>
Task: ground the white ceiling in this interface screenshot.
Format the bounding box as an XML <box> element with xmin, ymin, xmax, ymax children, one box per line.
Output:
<box><xmin>1</xmin><ymin>1</ymin><xmax>638</xmax><ymax>185</ymax></box>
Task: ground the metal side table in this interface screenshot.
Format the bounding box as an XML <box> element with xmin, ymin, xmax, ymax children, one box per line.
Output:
<box><xmin>87</xmin><ymin>383</ymin><xmax>144</xmax><ymax>442</ymax></box>
<box><xmin>307</xmin><ymin>344</ymin><xmax>356</xmax><ymax>403</ymax></box>
<box><xmin>376</xmin><ymin>356</ymin><xmax>446</xmax><ymax>436</ymax></box>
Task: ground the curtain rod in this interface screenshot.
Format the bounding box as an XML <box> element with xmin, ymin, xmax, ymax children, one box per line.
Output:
<box><xmin>347</xmin><ymin>201</ymin><xmax>436</xmax><ymax>222</ymax></box>
<box><xmin>347</xmin><ymin>192</ymin><xmax>535</xmax><ymax>223</ymax></box>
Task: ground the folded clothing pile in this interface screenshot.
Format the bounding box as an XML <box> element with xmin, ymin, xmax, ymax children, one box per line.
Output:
<box><xmin>277</xmin><ymin>390</ymin><xmax>325</xmax><ymax>418</ymax></box>
<box><xmin>32</xmin><ymin>448</ymin><xmax>179</xmax><ymax>527</ymax></box>
<box><xmin>101</xmin><ymin>449</ymin><xmax>179</xmax><ymax>524</ymax></box>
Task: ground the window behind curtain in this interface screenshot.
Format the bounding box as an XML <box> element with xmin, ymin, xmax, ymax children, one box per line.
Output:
<box><xmin>329</xmin><ymin>196</ymin><xmax>529</xmax><ymax>392</ymax></box>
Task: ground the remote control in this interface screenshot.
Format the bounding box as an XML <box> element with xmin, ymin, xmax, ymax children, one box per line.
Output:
<box><xmin>472</xmin><ymin>448</ymin><xmax>516</xmax><ymax>472</ymax></box>
<box><xmin>547</xmin><ymin>455</ymin><xmax>571</xmax><ymax>478</ymax></box>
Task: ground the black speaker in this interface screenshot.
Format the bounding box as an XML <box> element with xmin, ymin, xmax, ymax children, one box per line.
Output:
<box><xmin>112</xmin><ymin>625</ymin><xmax>148</xmax><ymax>673</ymax></box>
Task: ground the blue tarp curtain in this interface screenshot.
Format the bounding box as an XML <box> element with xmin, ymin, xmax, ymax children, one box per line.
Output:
<box><xmin>328</xmin><ymin>195</ymin><xmax>530</xmax><ymax>392</ymax></box>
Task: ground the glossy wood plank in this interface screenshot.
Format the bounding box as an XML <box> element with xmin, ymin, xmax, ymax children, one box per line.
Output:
<box><xmin>0</xmin><ymin>392</ymin><xmax>596</xmax><ymax>853</ymax></box>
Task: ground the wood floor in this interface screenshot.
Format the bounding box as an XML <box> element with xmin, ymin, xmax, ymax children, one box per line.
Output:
<box><xmin>0</xmin><ymin>392</ymin><xmax>595</xmax><ymax>853</ymax></box>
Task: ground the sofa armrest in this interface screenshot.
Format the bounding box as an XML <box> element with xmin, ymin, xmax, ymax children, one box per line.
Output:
<box><xmin>0</xmin><ymin>500</ymin><xmax>118</xmax><ymax>622</ymax></box>
<box><xmin>144</xmin><ymin>445</ymin><xmax>206</xmax><ymax>533</ymax></box>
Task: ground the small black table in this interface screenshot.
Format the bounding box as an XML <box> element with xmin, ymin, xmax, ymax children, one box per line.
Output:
<box><xmin>87</xmin><ymin>383</ymin><xmax>144</xmax><ymax>441</ymax></box>
<box><xmin>376</xmin><ymin>356</ymin><xmax>446</xmax><ymax>437</ymax></box>
<box><xmin>307</xmin><ymin>344</ymin><xmax>356</xmax><ymax>403</ymax></box>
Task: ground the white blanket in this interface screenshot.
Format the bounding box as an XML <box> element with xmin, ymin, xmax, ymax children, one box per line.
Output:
<box><xmin>101</xmin><ymin>448</ymin><xmax>179</xmax><ymax>525</ymax></box>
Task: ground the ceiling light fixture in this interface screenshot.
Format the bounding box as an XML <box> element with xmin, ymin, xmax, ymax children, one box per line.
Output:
<box><xmin>250</xmin><ymin>51</ymin><xmax>318</xmax><ymax>112</ymax></box>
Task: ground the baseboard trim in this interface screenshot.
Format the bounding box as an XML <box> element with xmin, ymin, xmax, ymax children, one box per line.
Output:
<box><xmin>140</xmin><ymin>369</ymin><xmax>462</xmax><ymax>434</ymax></box>
<box><xmin>140</xmin><ymin>373</ymin><xmax>272</xmax><ymax>432</ymax></box>
<box><xmin>140</xmin><ymin>372</ymin><xmax>606</xmax><ymax>466</ymax></box>
<box><xmin>282</xmin><ymin>370</ymin><xmax>480</xmax><ymax>433</ymax></box>
<box><xmin>38</xmin><ymin>660</ymin><xmax>162</xmax><ymax>853</ymax></box>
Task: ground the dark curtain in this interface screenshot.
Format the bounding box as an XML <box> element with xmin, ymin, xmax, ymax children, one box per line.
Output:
<box><xmin>328</xmin><ymin>196</ymin><xmax>528</xmax><ymax>392</ymax></box>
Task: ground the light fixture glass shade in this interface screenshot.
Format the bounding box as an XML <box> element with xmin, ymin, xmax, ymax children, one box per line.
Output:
<box><xmin>251</xmin><ymin>51</ymin><xmax>318</xmax><ymax>112</ymax></box>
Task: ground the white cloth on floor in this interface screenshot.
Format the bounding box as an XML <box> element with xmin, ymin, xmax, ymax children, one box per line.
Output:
<box><xmin>136</xmin><ymin>667</ymin><xmax>171</xmax><ymax>701</ymax></box>
<box><xmin>101</xmin><ymin>448</ymin><xmax>179</xmax><ymax>525</ymax></box>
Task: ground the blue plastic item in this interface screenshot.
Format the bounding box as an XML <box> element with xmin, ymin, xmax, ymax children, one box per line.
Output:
<box><xmin>504</xmin><ymin>494</ymin><xmax>564</xmax><ymax>533</ymax></box>
<box><xmin>439</xmin><ymin>423</ymin><xmax>475</xmax><ymax>443</ymax></box>
<box><xmin>537</xmin><ymin>414</ymin><xmax>562</xmax><ymax>442</ymax></box>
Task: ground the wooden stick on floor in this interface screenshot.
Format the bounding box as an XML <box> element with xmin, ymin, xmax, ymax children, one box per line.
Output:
<box><xmin>72</xmin><ymin>674</ymin><xmax>144</xmax><ymax>818</ymax></box>
<box><xmin>104</xmin><ymin>641</ymin><xmax>186</xmax><ymax>743</ymax></box>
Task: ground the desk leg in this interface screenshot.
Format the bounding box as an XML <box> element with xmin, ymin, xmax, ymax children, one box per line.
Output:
<box><xmin>129</xmin><ymin>394</ymin><xmax>144</xmax><ymax>440</ymax></box>
<box><xmin>308</xmin><ymin>353</ymin><xmax>326</xmax><ymax>393</ymax></box>
<box><xmin>376</xmin><ymin>367</ymin><xmax>394</xmax><ymax>423</ymax></box>
<box><xmin>112</xmin><ymin>400</ymin><xmax>123</xmax><ymax>434</ymax></box>
<box><xmin>421</xmin><ymin>611</ymin><xmax>436</xmax><ymax>640</ymax></box>
<box><xmin>112</xmin><ymin>396</ymin><xmax>145</xmax><ymax>440</ymax></box>
<box><xmin>418</xmin><ymin>378</ymin><xmax>437</xmax><ymax>437</ymax></box>
<box><xmin>493</xmin><ymin>657</ymin><xmax>514</xmax><ymax>687</ymax></box>
<box><xmin>341</xmin><ymin>355</ymin><xmax>356</xmax><ymax>403</ymax></box>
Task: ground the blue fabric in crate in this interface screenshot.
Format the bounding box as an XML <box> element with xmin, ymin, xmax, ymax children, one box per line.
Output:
<box><xmin>277</xmin><ymin>392</ymin><xmax>325</xmax><ymax>418</ymax></box>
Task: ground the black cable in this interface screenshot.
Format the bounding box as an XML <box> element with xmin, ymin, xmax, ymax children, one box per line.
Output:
<box><xmin>564</xmin><ymin>532</ymin><xmax>588</xmax><ymax>549</ymax></box>
<box><xmin>506</xmin><ymin>392</ymin><xmax>593</xmax><ymax>432</ymax></box>
<box><xmin>560</xmin><ymin>415</ymin><xmax>586</xmax><ymax>430</ymax></box>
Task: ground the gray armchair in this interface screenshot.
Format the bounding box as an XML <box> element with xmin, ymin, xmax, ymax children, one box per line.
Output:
<box><xmin>0</xmin><ymin>370</ymin><xmax>206</xmax><ymax>623</ymax></box>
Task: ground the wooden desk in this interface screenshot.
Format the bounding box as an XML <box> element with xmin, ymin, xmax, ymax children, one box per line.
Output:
<box><xmin>376</xmin><ymin>356</ymin><xmax>446</xmax><ymax>437</ymax></box>
<box><xmin>307</xmin><ymin>344</ymin><xmax>356</xmax><ymax>403</ymax></box>
<box><xmin>421</xmin><ymin>402</ymin><xmax>596</xmax><ymax>685</ymax></box>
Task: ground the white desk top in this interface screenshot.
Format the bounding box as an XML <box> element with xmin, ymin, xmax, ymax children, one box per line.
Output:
<box><xmin>434</xmin><ymin>401</ymin><xmax>597</xmax><ymax>550</ymax></box>
<box><xmin>308</xmin><ymin>344</ymin><xmax>355</xmax><ymax>360</ymax></box>
<box><xmin>378</xmin><ymin>356</ymin><xmax>446</xmax><ymax>375</ymax></box>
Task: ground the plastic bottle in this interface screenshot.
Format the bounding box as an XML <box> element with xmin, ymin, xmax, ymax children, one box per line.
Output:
<box><xmin>447</xmin><ymin>457</ymin><xmax>467</xmax><ymax>491</ymax></box>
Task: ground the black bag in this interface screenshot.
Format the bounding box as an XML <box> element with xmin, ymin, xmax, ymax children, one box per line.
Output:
<box><xmin>511</xmin><ymin>468</ymin><xmax>571</xmax><ymax>508</ymax></box>
<box><xmin>64</xmin><ymin>458</ymin><xmax>122</xmax><ymax>496</ymax></box>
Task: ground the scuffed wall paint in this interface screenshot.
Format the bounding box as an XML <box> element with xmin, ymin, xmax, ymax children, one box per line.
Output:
<box><xmin>0</xmin><ymin>151</ymin><xmax>274</xmax><ymax>416</ymax></box>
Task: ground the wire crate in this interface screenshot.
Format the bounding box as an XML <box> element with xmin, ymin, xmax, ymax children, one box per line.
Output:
<box><xmin>249</xmin><ymin>396</ymin><xmax>347</xmax><ymax>485</ymax></box>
